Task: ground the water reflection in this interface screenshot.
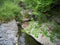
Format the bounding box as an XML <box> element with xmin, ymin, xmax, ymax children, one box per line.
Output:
<box><xmin>20</xmin><ymin>33</ymin><xmax>25</xmax><ymax>45</ymax></box>
<box><xmin>19</xmin><ymin>32</ymin><xmax>42</xmax><ymax>45</ymax></box>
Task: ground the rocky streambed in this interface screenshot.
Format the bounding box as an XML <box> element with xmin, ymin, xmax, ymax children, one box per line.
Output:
<box><xmin>0</xmin><ymin>20</ymin><xmax>42</xmax><ymax>45</ymax></box>
<box><xmin>0</xmin><ymin>18</ymin><xmax>60</xmax><ymax>45</ymax></box>
<box><xmin>19</xmin><ymin>30</ymin><xmax>43</xmax><ymax>45</ymax></box>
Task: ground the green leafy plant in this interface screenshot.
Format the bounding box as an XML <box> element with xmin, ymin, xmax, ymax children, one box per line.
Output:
<box><xmin>24</xmin><ymin>0</ymin><xmax>57</xmax><ymax>12</ymax></box>
<box><xmin>22</xmin><ymin>0</ymin><xmax>58</xmax><ymax>22</ymax></box>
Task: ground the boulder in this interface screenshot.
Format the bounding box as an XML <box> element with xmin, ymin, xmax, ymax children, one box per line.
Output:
<box><xmin>23</xmin><ymin>21</ymin><xmax>60</xmax><ymax>45</ymax></box>
<box><xmin>0</xmin><ymin>20</ymin><xmax>18</xmax><ymax>45</ymax></box>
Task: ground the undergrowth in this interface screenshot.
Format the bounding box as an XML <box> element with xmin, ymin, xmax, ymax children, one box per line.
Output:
<box><xmin>0</xmin><ymin>0</ymin><xmax>21</xmax><ymax>22</ymax></box>
<box><xmin>22</xmin><ymin>21</ymin><xmax>60</xmax><ymax>42</ymax></box>
<box><xmin>0</xmin><ymin>0</ymin><xmax>60</xmax><ymax>43</ymax></box>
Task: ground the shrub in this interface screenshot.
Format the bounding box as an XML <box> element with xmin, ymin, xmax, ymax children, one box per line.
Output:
<box><xmin>24</xmin><ymin>0</ymin><xmax>57</xmax><ymax>12</ymax></box>
<box><xmin>23</xmin><ymin>0</ymin><xmax>58</xmax><ymax>22</ymax></box>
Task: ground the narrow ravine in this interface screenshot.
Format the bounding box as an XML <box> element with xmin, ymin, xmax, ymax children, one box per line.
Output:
<box><xmin>18</xmin><ymin>30</ymin><xmax>42</xmax><ymax>45</ymax></box>
<box><xmin>17</xmin><ymin>18</ymin><xmax>43</xmax><ymax>45</ymax></box>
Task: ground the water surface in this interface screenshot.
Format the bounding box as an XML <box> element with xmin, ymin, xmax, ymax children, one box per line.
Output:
<box><xmin>19</xmin><ymin>31</ymin><xmax>42</xmax><ymax>45</ymax></box>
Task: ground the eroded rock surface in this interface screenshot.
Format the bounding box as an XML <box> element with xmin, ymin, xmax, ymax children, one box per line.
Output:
<box><xmin>0</xmin><ymin>20</ymin><xmax>18</xmax><ymax>45</ymax></box>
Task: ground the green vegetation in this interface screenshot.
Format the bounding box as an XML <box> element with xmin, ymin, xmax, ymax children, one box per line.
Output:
<box><xmin>23</xmin><ymin>0</ymin><xmax>59</xmax><ymax>22</ymax></box>
<box><xmin>22</xmin><ymin>21</ymin><xmax>60</xmax><ymax>42</ymax></box>
<box><xmin>24</xmin><ymin>0</ymin><xmax>57</xmax><ymax>12</ymax></box>
<box><xmin>22</xmin><ymin>0</ymin><xmax>60</xmax><ymax>41</ymax></box>
<box><xmin>0</xmin><ymin>0</ymin><xmax>60</xmax><ymax>42</ymax></box>
<box><xmin>0</xmin><ymin>0</ymin><xmax>21</xmax><ymax>22</ymax></box>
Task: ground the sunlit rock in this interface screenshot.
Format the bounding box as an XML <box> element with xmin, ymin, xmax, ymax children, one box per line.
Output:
<box><xmin>0</xmin><ymin>20</ymin><xmax>18</xmax><ymax>45</ymax></box>
<box><xmin>23</xmin><ymin>21</ymin><xmax>60</xmax><ymax>45</ymax></box>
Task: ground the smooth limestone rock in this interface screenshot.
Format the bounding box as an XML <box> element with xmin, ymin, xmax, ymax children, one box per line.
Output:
<box><xmin>0</xmin><ymin>20</ymin><xmax>18</xmax><ymax>45</ymax></box>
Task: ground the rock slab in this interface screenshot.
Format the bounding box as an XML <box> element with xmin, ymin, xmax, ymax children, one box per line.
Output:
<box><xmin>0</xmin><ymin>20</ymin><xmax>18</xmax><ymax>45</ymax></box>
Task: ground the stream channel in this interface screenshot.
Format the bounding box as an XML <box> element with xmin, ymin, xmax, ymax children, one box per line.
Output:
<box><xmin>18</xmin><ymin>30</ymin><xmax>42</xmax><ymax>45</ymax></box>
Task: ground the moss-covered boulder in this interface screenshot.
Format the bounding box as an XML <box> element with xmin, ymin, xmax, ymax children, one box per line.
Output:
<box><xmin>22</xmin><ymin>21</ymin><xmax>60</xmax><ymax>45</ymax></box>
